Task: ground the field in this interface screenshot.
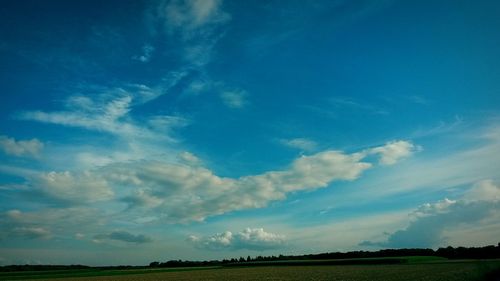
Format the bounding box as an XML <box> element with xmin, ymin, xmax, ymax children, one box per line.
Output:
<box><xmin>1</xmin><ymin>259</ymin><xmax>499</xmax><ymax>281</ymax></box>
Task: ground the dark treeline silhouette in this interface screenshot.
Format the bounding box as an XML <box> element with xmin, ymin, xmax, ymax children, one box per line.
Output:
<box><xmin>2</xmin><ymin>243</ymin><xmax>499</xmax><ymax>271</ymax></box>
<box><xmin>0</xmin><ymin>264</ymin><xmax>147</xmax><ymax>272</ymax></box>
<box><xmin>0</xmin><ymin>264</ymin><xmax>90</xmax><ymax>272</ymax></box>
<box><xmin>149</xmin><ymin>243</ymin><xmax>500</xmax><ymax>268</ymax></box>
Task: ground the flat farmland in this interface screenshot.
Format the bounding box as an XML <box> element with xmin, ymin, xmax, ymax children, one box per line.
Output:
<box><xmin>3</xmin><ymin>260</ymin><xmax>500</xmax><ymax>281</ymax></box>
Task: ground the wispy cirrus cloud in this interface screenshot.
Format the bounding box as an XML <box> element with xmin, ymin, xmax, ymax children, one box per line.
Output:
<box><xmin>16</xmin><ymin>83</ymin><xmax>188</xmax><ymax>142</ymax></box>
<box><xmin>411</xmin><ymin>115</ymin><xmax>464</xmax><ymax>139</ymax></box>
<box><xmin>161</xmin><ymin>0</ymin><xmax>230</xmax><ymax>40</ymax></box>
<box><xmin>152</xmin><ymin>0</ymin><xmax>230</xmax><ymax>66</ymax></box>
<box><xmin>330</xmin><ymin>97</ymin><xmax>389</xmax><ymax>115</ymax></box>
<box><xmin>148</xmin><ymin>0</ymin><xmax>249</xmax><ymax>108</ymax></box>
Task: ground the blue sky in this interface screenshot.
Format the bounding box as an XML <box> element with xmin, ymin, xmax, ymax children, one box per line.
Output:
<box><xmin>1</xmin><ymin>0</ymin><xmax>500</xmax><ymax>266</ymax></box>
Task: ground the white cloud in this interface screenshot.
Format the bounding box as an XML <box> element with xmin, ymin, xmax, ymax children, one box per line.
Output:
<box><xmin>1</xmin><ymin>207</ymin><xmax>104</xmax><ymax>241</ymax></box>
<box><xmin>17</xmin><ymin>84</ymin><xmax>187</xmax><ymax>143</ymax></box>
<box><xmin>220</xmin><ymin>89</ymin><xmax>248</xmax><ymax>108</ymax></box>
<box><xmin>94</xmin><ymin>231</ymin><xmax>152</xmax><ymax>244</ymax></box>
<box><xmin>148</xmin><ymin>115</ymin><xmax>190</xmax><ymax>134</ymax></box>
<box><xmin>18</xmin><ymin>94</ymin><xmax>144</xmax><ymax>139</ymax></box>
<box><xmin>280</xmin><ymin>138</ymin><xmax>317</xmax><ymax>152</ymax></box>
<box><xmin>178</xmin><ymin>151</ymin><xmax>202</xmax><ymax>166</ymax></box>
<box><xmin>0</xmin><ymin>135</ymin><xmax>43</xmax><ymax>158</ymax></box>
<box><xmin>186</xmin><ymin>79</ymin><xmax>209</xmax><ymax>94</ymax></box>
<box><xmin>132</xmin><ymin>71</ymin><xmax>188</xmax><ymax>104</ymax></box>
<box><xmin>369</xmin><ymin>140</ymin><xmax>417</xmax><ymax>165</ymax></box>
<box><xmin>9</xmin><ymin>140</ymin><xmax>408</xmax><ymax>223</ymax></box>
<box><xmin>412</xmin><ymin>198</ymin><xmax>456</xmax><ymax>217</ymax></box>
<box><xmin>464</xmin><ymin>179</ymin><xmax>500</xmax><ymax>202</ymax></box>
<box><xmin>98</xmin><ymin>141</ymin><xmax>407</xmax><ymax>223</ymax></box>
<box><xmin>332</xmin><ymin>125</ymin><xmax>500</xmax><ymax>206</ymax></box>
<box><xmin>6</xmin><ymin>76</ymin><xmax>417</xmax><ymax>224</ymax></box>
<box><xmin>235</xmin><ymin>228</ymin><xmax>286</xmax><ymax>250</ymax></box>
<box><xmin>123</xmin><ymin>188</ymin><xmax>164</xmax><ymax>209</ymax></box>
<box><xmin>249</xmin><ymin>150</ymin><xmax>371</xmax><ymax>193</ymax></box>
<box><xmin>4</xmin><ymin>208</ymin><xmax>101</xmax><ymax>227</ymax></box>
<box><xmin>109</xmin><ymin>150</ymin><xmax>371</xmax><ymax>222</ymax></box>
<box><xmin>35</xmin><ymin>171</ymin><xmax>114</xmax><ymax>203</ymax></box>
<box><xmin>362</xmin><ymin>180</ymin><xmax>500</xmax><ymax>248</ymax></box>
<box><xmin>9</xmin><ymin>140</ymin><xmax>410</xmax><ymax>223</ymax></box>
<box><xmin>12</xmin><ymin>227</ymin><xmax>52</xmax><ymax>240</ymax></box>
<box><xmin>189</xmin><ymin>228</ymin><xmax>286</xmax><ymax>250</ymax></box>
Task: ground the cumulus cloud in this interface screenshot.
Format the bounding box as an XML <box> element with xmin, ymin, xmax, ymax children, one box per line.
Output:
<box><xmin>0</xmin><ymin>207</ymin><xmax>106</xmax><ymax>242</ymax></box>
<box><xmin>220</xmin><ymin>89</ymin><xmax>248</xmax><ymax>109</ymax></box>
<box><xmin>369</xmin><ymin>140</ymin><xmax>417</xmax><ymax>165</ymax></box>
<box><xmin>12</xmin><ymin>140</ymin><xmax>412</xmax><ymax>222</ymax></box>
<box><xmin>280</xmin><ymin>138</ymin><xmax>317</xmax><ymax>152</ymax></box>
<box><xmin>178</xmin><ymin>151</ymin><xmax>202</xmax><ymax>166</ymax></box>
<box><xmin>0</xmin><ymin>135</ymin><xmax>43</xmax><ymax>158</ymax></box>
<box><xmin>360</xmin><ymin>180</ymin><xmax>500</xmax><ymax>248</ymax></box>
<box><xmin>94</xmin><ymin>231</ymin><xmax>152</xmax><ymax>244</ymax></box>
<box><xmin>189</xmin><ymin>228</ymin><xmax>285</xmax><ymax>250</ymax></box>
<box><xmin>0</xmin><ymin>210</ymin><xmax>50</xmax><ymax>240</ymax></box>
<box><xmin>0</xmin><ymin>208</ymin><xmax>103</xmax><ymax>241</ymax></box>
<box><xmin>114</xmin><ymin>141</ymin><xmax>412</xmax><ymax>222</ymax></box>
<box><xmin>464</xmin><ymin>179</ymin><xmax>500</xmax><ymax>202</ymax></box>
<box><xmin>122</xmin><ymin>188</ymin><xmax>164</xmax><ymax>209</ymax></box>
<box><xmin>110</xmin><ymin>148</ymin><xmax>374</xmax><ymax>222</ymax></box>
<box><xmin>35</xmin><ymin>171</ymin><xmax>114</xmax><ymax>203</ymax></box>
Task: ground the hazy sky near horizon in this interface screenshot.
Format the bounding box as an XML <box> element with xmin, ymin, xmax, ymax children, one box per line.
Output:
<box><xmin>1</xmin><ymin>0</ymin><xmax>500</xmax><ymax>266</ymax></box>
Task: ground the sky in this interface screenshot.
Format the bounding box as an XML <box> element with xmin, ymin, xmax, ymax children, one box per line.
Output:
<box><xmin>0</xmin><ymin>0</ymin><xmax>500</xmax><ymax>266</ymax></box>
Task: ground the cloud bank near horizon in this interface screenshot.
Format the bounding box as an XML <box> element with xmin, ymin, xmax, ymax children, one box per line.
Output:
<box><xmin>361</xmin><ymin>180</ymin><xmax>500</xmax><ymax>248</ymax></box>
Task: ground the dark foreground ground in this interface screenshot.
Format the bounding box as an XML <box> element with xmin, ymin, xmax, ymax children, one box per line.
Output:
<box><xmin>2</xmin><ymin>258</ymin><xmax>500</xmax><ymax>281</ymax></box>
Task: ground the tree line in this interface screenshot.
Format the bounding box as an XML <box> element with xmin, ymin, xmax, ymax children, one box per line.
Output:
<box><xmin>2</xmin><ymin>243</ymin><xmax>499</xmax><ymax>271</ymax></box>
<box><xmin>149</xmin><ymin>243</ymin><xmax>500</xmax><ymax>268</ymax></box>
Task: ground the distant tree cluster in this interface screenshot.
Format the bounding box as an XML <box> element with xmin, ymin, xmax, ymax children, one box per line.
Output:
<box><xmin>149</xmin><ymin>243</ymin><xmax>500</xmax><ymax>268</ymax></box>
<box><xmin>0</xmin><ymin>264</ymin><xmax>89</xmax><ymax>272</ymax></box>
<box><xmin>436</xmin><ymin>244</ymin><xmax>500</xmax><ymax>259</ymax></box>
<box><xmin>2</xmin><ymin>243</ymin><xmax>499</xmax><ymax>271</ymax></box>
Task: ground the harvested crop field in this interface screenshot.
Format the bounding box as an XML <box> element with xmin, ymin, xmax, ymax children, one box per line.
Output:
<box><xmin>7</xmin><ymin>260</ymin><xmax>500</xmax><ymax>281</ymax></box>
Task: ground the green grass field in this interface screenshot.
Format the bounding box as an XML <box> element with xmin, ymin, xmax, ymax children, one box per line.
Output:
<box><xmin>1</xmin><ymin>258</ymin><xmax>499</xmax><ymax>281</ymax></box>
